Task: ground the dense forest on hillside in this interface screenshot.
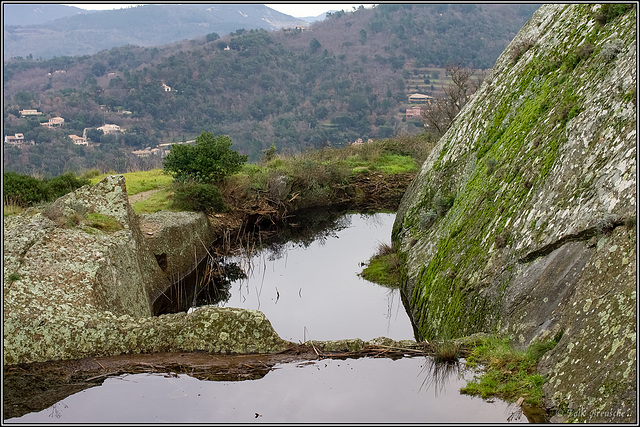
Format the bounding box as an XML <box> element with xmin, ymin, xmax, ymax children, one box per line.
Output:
<box><xmin>3</xmin><ymin>4</ymin><xmax>539</xmax><ymax>177</ymax></box>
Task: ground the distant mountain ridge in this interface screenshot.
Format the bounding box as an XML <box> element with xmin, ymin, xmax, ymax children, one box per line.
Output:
<box><xmin>2</xmin><ymin>3</ymin><xmax>90</xmax><ymax>26</ymax></box>
<box><xmin>3</xmin><ymin>3</ymin><xmax>307</xmax><ymax>59</ymax></box>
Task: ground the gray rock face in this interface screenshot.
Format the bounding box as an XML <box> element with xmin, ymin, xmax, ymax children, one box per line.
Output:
<box><xmin>138</xmin><ymin>210</ymin><xmax>215</xmax><ymax>311</ymax></box>
<box><xmin>3</xmin><ymin>175</ymin><xmax>289</xmax><ymax>365</ymax></box>
<box><xmin>393</xmin><ymin>4</ymin><xmax>636</xmax><ymax>422</ymax></box>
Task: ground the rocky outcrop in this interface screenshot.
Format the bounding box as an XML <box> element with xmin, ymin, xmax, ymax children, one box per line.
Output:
<box><xmin>138</xmin><ymin>211</ymin><xmax>215</xmax><ymax>276</ymax></box>
<box><xmin>393</xmin><ymin>4</ymin><xmax>635</xmax><ymax>423</ymax></box>
<box><xmin>3</xmin><ymin>175</ymin><xmax>289</xmax><ymax>365</ymax></box>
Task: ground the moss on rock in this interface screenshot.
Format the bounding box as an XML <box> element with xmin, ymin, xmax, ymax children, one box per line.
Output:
<box><xmin>394</xmin><ymin>4</ymin><xmax>636</xmax><ymax>422</ymax></box>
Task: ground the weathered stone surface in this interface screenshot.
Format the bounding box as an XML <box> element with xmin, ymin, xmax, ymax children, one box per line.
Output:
<box><xmin>3</xmin><ymin>306</ymin><xmax>289</xmax><ymax>365</ymax></box>
<box><xmin>393</xmin><ymin>4</ymin><xmax>636</xmax><ymax>422</ymax></box>
<box><xmin>3</xmin><ymin>175</ymin><xmax>290</xmax><ymax>365</ymax></box>
<box><xmin>138</xmin><ymin>211</ymin><xmax>215</xmax><ymax>285</ymax></box>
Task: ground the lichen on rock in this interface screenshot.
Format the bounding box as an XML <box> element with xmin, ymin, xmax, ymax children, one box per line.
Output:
<box><xmin>393</xmin><ymin>4</ymin><xmax>636</xmax><ymax>422</ymax></box>
<box><xmin>3</xmin><ymin>175</ymin><xmax>290</xmax><ymax>365</ymax></box>
<box><xmin>138</xmin><ymin>210</ymin><xmax>215</xmax><ymax>288</ymax></box>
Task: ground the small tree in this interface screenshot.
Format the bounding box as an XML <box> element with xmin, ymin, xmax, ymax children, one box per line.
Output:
<box><xmin>206</xmin><ymin>32</ymin><xmax>220</xmax><ymax>43</ymax></box>
<box><xmin>163</xmin><ymin>131</ymin><xmax>247</xmax><ymax>183</ymax></box>
<box><xmin>359</xmin><ymin>29</ymin><xmax>368</xmax><ymax>45</ymax></box>
<box><xmin>309</xmin><ymin>38</ymin><xmax>321</xmax><ymax>54</ymax></box>
<box><xmin>421</xmin><ymin>64</ymin><xmax>486</xmax><ymax>137</ymax></box>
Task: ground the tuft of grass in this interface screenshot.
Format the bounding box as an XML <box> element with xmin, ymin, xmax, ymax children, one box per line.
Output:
<box><xmin>359</xmin><ymin>242</ymin><xmax>402</xmax><ymax>288</ymax></box>
<box><xmin>461</xmin><ymin>334</ymin><xmax>561</xmax><ymax>407</ymax></box>
<box><xmin>433</xmin><ymin>338</ymin><xmax>461</xmax><ymax>363</ymax></box>
<box><xmin>7</xmin><ymin>272</ymin><xmax>21</xmax><ymax>283</ymax></box>
<box><xmin>3</xmin><ymin>197</ymin><xmax>25</xmax><ymax>217</ymax></box>
<box><xmin>83</xmin><ymin>213</ymin><xmax>123</xmax><ymax>232</ymax></box>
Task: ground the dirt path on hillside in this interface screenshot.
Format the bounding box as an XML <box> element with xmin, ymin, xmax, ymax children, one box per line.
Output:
<box><xmin>128</xmin><ymin>188</ymin><xmax>162</xmax><ymax>204</ymax></box>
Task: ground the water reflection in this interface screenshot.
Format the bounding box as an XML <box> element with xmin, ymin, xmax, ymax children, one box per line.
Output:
<box><xmin>4</xmin><ymin>210</ymin><xmax>539</xmax><ymax>423</ymax></box>
<box><xmin>154</xmin><ymin>257</ymin><xmax>244</xmax><ymax>315</ymax></box>
<box><xmin>215</xmin><ymin>212</ymin><xmax>416</xmax><ymax>342</ymax></box>
<box><xmin>420</xmin><ymin>358</ymin><xmax>463</xmax><ymax>396</ymax></box>
<box><xmin>7</xmin><ymin>357</ymin><xmax>529</xmax><ymax>424</ymax></box>
<box><xmin>48</xmin><ymin>403</ymin><xmax>67</xmax><ymax>420</ymax></box>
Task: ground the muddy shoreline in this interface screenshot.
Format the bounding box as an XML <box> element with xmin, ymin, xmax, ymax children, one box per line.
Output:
<box><xmin>3</xmin><ymin>342</ymin><xmax>426</xmax><ymax>420</ymax></box>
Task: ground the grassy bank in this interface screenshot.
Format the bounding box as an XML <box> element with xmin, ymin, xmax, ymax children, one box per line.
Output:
<box><xmin>460</xmin><ymin>334</ymin><xmax>562</xmax><ymax>409</ymax></box>
<box><xmin>359</xmin><ymin>242</ymin><xmax>403</xmax><ymax>287</ymax></box>
<box><xmin>77</xmin><ymin>134</ymin><xmax>434</xmax><ymax>216</ymax></box>
<box><xmin>4</xmin><ymin>134</ymin><xmax>434</xmax><ymax>218</ymax></box>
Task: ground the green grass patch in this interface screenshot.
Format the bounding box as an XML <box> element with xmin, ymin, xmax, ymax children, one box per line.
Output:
<box><xmin>461</xmin><ymin>334</ymin><xmax>561</xmax><ymax>407</ymax></box>
<box><xmin>359</xmin><ymin>242</ymin><xmax>402</xmax><ymax>288</ymax></box>
<box><xmin>131</xmin><ymin>188</ymin><xmax>176</xmax><ymax>214</ymax></box>
<box><xmin>7</xmin><ymin>272</ymin><xmax>21</xmax><ymax>283</ymax></box>
<box><xmin>83</xmin><ymin>212</ymin><xmax>123</xmax><ymax>232</ymax></box>
<box><xmin>371</xmin><ymin>154</ymin><xmax>418</xmax><ymax>174</ymax></box>
<box><xmin>3</xmin><ymin>198</ymin><xmax>24</xmax><ymax>217</ymax></box>
<box><xmin>90</xmin><ymin>169</ymin><xmax>173</xmax><ymax>196</ymax></box>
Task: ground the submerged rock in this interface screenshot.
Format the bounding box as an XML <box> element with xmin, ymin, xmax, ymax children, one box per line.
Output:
<box><xmin>3</xmin><ymin>175</ymin><xmax>289</xmax><ymax>365</ymax></box>
<box><xmin>393</xmin><ymin>4</ymin><xmax>636</xmax><ymax>423</ymax></box>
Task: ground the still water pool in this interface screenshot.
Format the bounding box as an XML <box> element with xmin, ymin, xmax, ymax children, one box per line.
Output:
<box><xmin>8</xmin><ymin>358</ymin><xmax>527</xmax><ymax>423</ymax></box>
<box><xmin>216</xmin><ymin>212</ymin><xmax>415</xmax><ymax>342</ymax></box>
<box><xmin>5</xmin><ymin>212</ymin><xmax>531</xmax><ymax>423</ymax></box>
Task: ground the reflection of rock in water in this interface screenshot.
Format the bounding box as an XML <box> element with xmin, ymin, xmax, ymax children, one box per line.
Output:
<box><xmin>3</xmin><ymin>370</ymin><xmax>97</xmax><ymax>420</ymax></box>
<box><xmin>156</xmin><ymin>207</ymin><xmax>359</xmax><ymax>315</ymax></box>
<box><xmin>154</xmin><ymin>257</ymin><xmax>245</xmax><ymax>315</ymax></box>
<box><xmin>2</xmin><ymin>356</ymin><xmax>276</xmax><ymax>421</ymax></box>
<box><xmin>253</xmin><ymin>207</ymin><xmax>354</xmax><ymax>262</ymax></box>
<box><xmin>192</xmin><ymin>259</ymin><xmax>245</xmax><ymax>308</ymax></box>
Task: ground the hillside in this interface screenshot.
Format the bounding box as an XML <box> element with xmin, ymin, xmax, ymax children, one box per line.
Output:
<box><xmin>2</xmin><ymin>4</ymin><xmax>306</xmax><ymax>59</ymax></box>
<box><xmin>2</xmin><ymin>3</ymin><xmax>89</xmax><ymax>26</ymax></box>
<box><xmin>3</xmin><ymin>4</ymin><xmax>539</xmax><ymax>177</ymax></box>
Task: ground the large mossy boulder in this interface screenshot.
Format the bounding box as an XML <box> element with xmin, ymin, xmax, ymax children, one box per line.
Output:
<box><xmin>393</xmin><ymin>4</ymin><xmax>636</xmax><ymax>422</ymax></box>
<box><xmin>3</xmin><ymin>175</ymin><xmax>289</xmax><ymax>365</ymax></box>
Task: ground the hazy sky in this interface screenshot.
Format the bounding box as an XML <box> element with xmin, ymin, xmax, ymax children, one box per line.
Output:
<box><xmin>63</xmin><ymin>3</ymin><xmax>375</xmax><ymax>18</ymax></box>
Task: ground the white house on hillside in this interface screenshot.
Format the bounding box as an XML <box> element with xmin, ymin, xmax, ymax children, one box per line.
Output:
<box><xmin>69</xmin><ymin>135</ymin><xmax>88</xmax><ymax>145</ymax></box>
<box><xmin>97</xmin><ymin>124</ymin><xmax>121</xmax><ymax>134</ymax></box>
